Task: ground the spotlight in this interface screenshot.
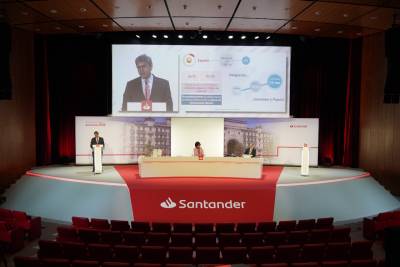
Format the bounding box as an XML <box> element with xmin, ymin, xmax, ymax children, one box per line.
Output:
<box><xmin>202</xmin><ymin>34</ymin><xmax>208</xmax><ymax>39</ymax></box>
<box><xmin>254</xmin><ymin>35</ymin><xmax>259</xmax><ymax>40</ymax></box>
<box><xmin>228</xmin><ymin>35</ymin><xmax>233</xmax><ymax>39</ymax></box>
<box><xmin>163</xmin><ymin>34</ymin><xmax>168</xmax><ymax>39</ymax></box>
<box><xmin>135</xmin><ymin>34</ymin><xmax>140</xmax><ymax>38</ymax></box>
<box><xmin>152</xmin><ymin>34</ymin><xmax>157</xmax><ymax>38</ymax></box>
<box><xmin>266</xmin><ymin>35</ymin><xmax>271</xmax><ymax>40</ymax></box>
<box><xmin>241</xmin><ymin>35</ymin><xmax>246</xmax><ymax>39</ymax></box>
<box><xmin>178</xmin><ymin>34</ymin><xmax>183</xmax><ymax>39</ymax></box>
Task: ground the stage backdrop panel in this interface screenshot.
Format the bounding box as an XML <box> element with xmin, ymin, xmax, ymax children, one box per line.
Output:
<box><xmin>224</xmin><ymin>118</ymin><xmax>319</xmax><ymax>166</ymax></box>
<box><xmin>75</xmin><ymin>116</ymin><xmax>171</xmax><ymax>164</ymax></box>
<box><xmin>171</xmin><ymin>117</ymin><xmax>224</xmax><ymax>157</ymax></box>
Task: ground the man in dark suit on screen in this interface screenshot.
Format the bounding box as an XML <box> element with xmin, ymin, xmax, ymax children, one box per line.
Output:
<box><xmin>90</xmin><ymin>131</ymin><xmax>105</xmax><ymax>172</ymax></box>
<box><xmin>121</xmin><ymin>54</ymin><xmax>173</xmax><ymax>112</ymax></box>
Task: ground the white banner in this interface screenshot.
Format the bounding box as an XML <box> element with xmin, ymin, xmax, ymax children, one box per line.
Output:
<box><xmin>224</xmin><ymin>118</ymin><xmax>319</xmax><ymax>166</ymax></box>
<box><xmin>75</xmin><ymin>116</ymin><xmax>171</xmax><ymax>165</ymax></box>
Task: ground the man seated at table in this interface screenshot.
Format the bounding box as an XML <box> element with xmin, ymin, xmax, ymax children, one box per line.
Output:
<box><xmin>244</xmin><ymin>143</ymin><xmax>256</xmax><ymax>158</ymax></box>
<box><xmin>193</xmin><ymin>141</ymin><xmax>204</xmax><ymax>157</ymax></box>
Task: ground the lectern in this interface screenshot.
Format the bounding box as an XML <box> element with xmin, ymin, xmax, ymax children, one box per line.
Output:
<box><xmin>92</xmin><ymin>145</ymin><xmax>103</xmax><ymax>174</ymax></box>
<box><xmin>301</xmin><ymin>144</ymin><xmax>309</xmax><ymax>176</ymax></box>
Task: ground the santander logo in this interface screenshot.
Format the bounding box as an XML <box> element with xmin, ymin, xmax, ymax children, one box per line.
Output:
<box><xmin>160</xmin><ymin>197</ymin><xmax>177</xmax><ymax>209</ymax></box>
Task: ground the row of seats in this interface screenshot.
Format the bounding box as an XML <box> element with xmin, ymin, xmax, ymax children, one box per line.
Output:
<box><xmin>363</xmin><ymin>210</ymin><xmax>400</xmax><ymax>240</ymax></box>
<box><xmin>37</xmin><ymin>241</ymin><xmax>373</xmax><ymax>263</ymax></box>
<box><xmin>13</xmin><ymin>258</ymin><xmax>381</xmax><ymax>267</ymax></box>
<box><xmin>0</xmin><ymin>208</ymin><xmax>41</xmax><ymax>252</ymax></box>
<box><xmin>72</xmin><ymin>216</ymin><xmax>335</xmax><ymax>233</ymax></box>
<box><xmin>57</xmin><ymin>227</ymin><xmax>352</xmax><ymax>247</ymax></box>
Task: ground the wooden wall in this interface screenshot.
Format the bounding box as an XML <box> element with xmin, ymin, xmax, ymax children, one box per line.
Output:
<box><xmin>0</xmin><ymin>29</ymin><xmax>35</xmax><ymax>187</ymax></box>
<box><xmin>359</xmin><ymin>32</ymin><xmax>400</xmax><ymax>195</ymax></box>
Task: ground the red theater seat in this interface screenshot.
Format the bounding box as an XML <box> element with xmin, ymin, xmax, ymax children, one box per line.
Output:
<box><xmin>12</xmin><ymin>210</ymin><xmax>42</xmax><ymax>239</ymax></box>
<box><xmin>134</xmin><ymin>264</ymin><xmax>162</xmax><ymax>267</ymax></box>
<box><xmin>291</xmin><ymin>263</ymin><xmax>320</xmax><ymax>267</ymax></box>
<box><xmin>297</xmin><ymin>219</ymin><xmax>316</xmax><ymax>230</ymax></box>
<box><xmin>140</xmin><ymin>246</ymin><xmax>167</xmax><ymax>263</ymax></box>
<box><xmin>216</xmin><ymin>223</ymin><xmax>235</xmax><ymax>233</ymax></box>
<box><xmin>257</xmin><ymin>221</ymin><xmax>277</xmax><ymax>233</ymax></box>
<box><xmin>71</xmin><ymin>260</ymin><xmax>100</xmax><ymax>267</ymax></box>
<box><xmin>62</xmin><ymin>241</ymin><xmax>87</xmax><ymax>260</ymax></box>
<box><xmin>146</xmin><ymin>232</ymin><xmax>170</xmax><ymax>246</ymax></box>
<box><xmin>316</xmin><ymin>217</ymin><xmax>334</xmax><ymax>229</ymax></box>
<box><xmin>287</xmin><ymin>230</ymin><xmax>309</xmax><ymax>245</ymax></box>
<box><xmin>325</xmin><ymin>242</ymin><xmax>350</xmax><ymax>261</ymax></box>
<box><xmin>221</xmin><ymin>246</ymin><xmax>247</xmax><ymax>263</ymax></box>
<box><xmin>259</xmin><ymin>263</ymin><xmax>289</xmax><ymax>267</ymax></box>
<box><xmin>275</xmin><ymin>244</ymin><xmax>301</xmax><ymax>263</ymax></box>
<box><xmin>87</xmin><ymin>243</ymin><xmax>114</xmax><ymax>262</ymax></box>
<box><xmin>168</xmin><ymin>246</ymin><xmax>194</xmax><ymax>263</ymax></box>
<box><xmin>14</xmin><ymin>256</ymin><xmax>41</xmax><ymax>267</ymax></box>
<box><xmin>78</xmin><ymin>228</ymin><xmax>100</xmax><ymax>244</ymax></box>
<box><xmin>351</xmin><ymin>241</ymin><xmax>373</xmax><ymax>260</ymax></box>
<box><xmin>170</xmin><ymin>233</ymin><xmax>193</xmax><ymax>247</ymax></box>
<box><xmin>90</xmin><ymin>218</ymin><xmax>110</xmax><ymax>230</ymax></box>
<box><xmin>41</xmin><ymin>258</ymin><xmax>71</xmax><ymax>267</ymax></box>
<box><xmin>363</xmin><ymin>211</ymin><xmax>400</xmax><ymax>240</ymax></box>
<box><xmin>237</xmin><ymin>223</ymin><xmax>256</xmax><ymax>233</ymax></box>
<box><xmin>38</xmin><ymin>240</ymin><xmax>63</xmax><ymax>259</ymax></box>
<box><xmin>131</xmin><ymin>221</ymin><xmax>151</xmax><ymax>233</ymax></box>
<box><xmin>102</xmin><ymin>262</ymin><xmax>131</xmax><ymax>267</ymax></box>
<box><xmin>242</xmin><ymin>232</ymin><xmax>265</xmax><ymax>247</ymax></box>
<box><xmin>218</xmin><ymin>233</ymin><xmax>242</xmax><ymax>247</ymax></box>
<box><xmin>114</xmin><ymin>245</ymin><xmax>139</xmax><ymax>262</ymax></box>
<box><xmin>264</xmin><ymin>231</ymin><xmax>287</xmax><ymax>246</ymax></box>
<box><xmin>301</xmin><ymin>243</ymin><xmax>326</xmax><ymax>262</ymax></box>
<box><xmin>247</xmin><ymin>246</ymin><xmax>275</xmax><ymax>264</ymax></box>
<box><xmin>350</xmin><ymin>259</ymin><xmax>377</xmax><ymax>267</ymax></box>
<box><xmin>57</xmin><ymin>226</ymin><xmax>79</xmax><ymax>242</ymax></box>
<box><xmin>195</xmin><ymin>246</ymin><xmax>221</xmax><ymax>264</ymax></box>
<box><xmin>330</xmin><ymin>227</ymin><xmax>351</xmax><ymax>243</ymax></box>
<box><xmin>195</xmin><ymin>233</ymin><xmax>218</xmax><ymax>247</ymax></box>
<box><xmin>123</xmin><ymin>231</ymin><xmax>146</xmax><ymax>246</ymax></box>
<box><xmin>111</xmin><ymin>220</ymin><xmax>131</xmax><ymax>232</ymax></box>
<box><xmin>0</xmin><ymin>221</ymin><xmax>25</xmax><ymax>252</ymax></box>
<box><xmin>72</xmin><ymin>217</ymin><xmax>91</xmax><ymax>229</ymax></box>
<box><xmin>308</xmin><ymin>229</ymin><xmax>331</xmax><ymax>244</ymax></box>
<box><xmin>194</xmin><ymin>223</ymin><xmax>214</xmax><ymax>233</ymax></box>
<box><xmin>172</xmin><ymin>223</ymin><xmax>192</xmax><ymax>233</ymax></box>
<box><xmin>321</xmin><ymin>261</ymin><xmax>348</xmax><ymax>267</ymax></box>
<box><xmin>100</xmin><ymin>230</ymin><xmax>122</xmax><ymax>245</ymax></box>
<box><xmin>152</xmin><ymin>222</ymin><xmax>172</xmax><ymax>233</ymax></box>
<box><xmin>277</xmin><ymin>220</ymin><xmax>297</xmax><ymax>232</ymax></box>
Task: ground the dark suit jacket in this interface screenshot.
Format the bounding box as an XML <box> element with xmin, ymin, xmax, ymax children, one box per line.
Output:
<box><xmin>244</xmin><ymin>147</ymin><xmax>256</xmax><ymax>158</ymax></box>
<box><xmin>121</xmin><ymin>75</ymin><xmax>173</xmax><ymax>112</ymax></box>
<box><xmin>90</xmin><ymin>137</ymin><xmax>105</xmax><ymax>149</ymax></box>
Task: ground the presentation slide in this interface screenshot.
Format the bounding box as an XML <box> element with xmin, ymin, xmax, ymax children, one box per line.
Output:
<box><xmin>112</xmin><ymin>45</ymin><xmax>290</xmax><ymax>117</ymax></box>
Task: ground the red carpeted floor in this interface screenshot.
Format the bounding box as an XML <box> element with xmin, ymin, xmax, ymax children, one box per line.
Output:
<box><xmin>115</xmin><ymin>165</ymin><xmax>283</xmax><ymax>223</ymax></box>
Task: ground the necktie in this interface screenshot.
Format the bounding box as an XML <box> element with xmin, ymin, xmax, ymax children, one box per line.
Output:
<box><xmin>96</xmin><ymin>137</ymin><xmax>99</xmax><ymax>144</ymax></box>
<box><xmin>145</xmin><ymin>79</ymin><xmax>150</xmax><ymax>100</ymax></box>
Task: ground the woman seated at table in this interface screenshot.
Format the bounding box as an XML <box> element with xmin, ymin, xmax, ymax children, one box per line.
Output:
<box><xmin>193</xmin><ymin>141</ymin><xmax>204</xmax><ymax>157</ymax></box>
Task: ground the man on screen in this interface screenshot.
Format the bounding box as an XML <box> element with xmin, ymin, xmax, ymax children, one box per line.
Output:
<box><xmin>121</xmin><ymin>54</ymin><xmax>173</xmax><ymax>112</ymax></box>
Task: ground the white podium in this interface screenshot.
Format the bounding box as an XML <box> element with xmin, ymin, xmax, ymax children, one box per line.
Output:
<box><xmin>301</xmin><ymin>145</ymin><xmax>310</xmax><ymax>176</ymax></box>
<box><xmin>92</xmin><ymin>145</ymin><xmax>103</xmax><ymax>174</ymax></box>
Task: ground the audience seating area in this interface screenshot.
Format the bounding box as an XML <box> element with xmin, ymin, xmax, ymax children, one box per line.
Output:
<box><xmin>0</xmin><ymin>208</ymin><xmax>41</xmax><ymax>252</ymax></box>
<box><xmin>363</xmin><ymin>210</ymin><xmax>400</xmax><ymax>240</ymax></box>
<box><xmin>12</xmin><ymin>216</ymin><xmax>383</xmax><ymax>267</ymax></box>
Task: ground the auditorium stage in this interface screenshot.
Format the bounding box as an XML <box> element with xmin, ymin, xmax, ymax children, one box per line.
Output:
<box><xmin>2</xmin><ymin>165</ymin><xmax>399</xmax><ymax>223</ymax></box>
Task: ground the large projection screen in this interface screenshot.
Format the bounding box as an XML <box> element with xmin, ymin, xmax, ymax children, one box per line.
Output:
<box><xmin>112</xmin><ymin>45</ymin><xmax>291</xmax><ymax>118</ymax></box>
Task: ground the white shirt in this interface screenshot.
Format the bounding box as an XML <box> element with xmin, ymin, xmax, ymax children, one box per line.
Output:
<box><xmin>141</xmin><ymin>74</ymin><xmax>154</xmax><ymax>99</ymax></box>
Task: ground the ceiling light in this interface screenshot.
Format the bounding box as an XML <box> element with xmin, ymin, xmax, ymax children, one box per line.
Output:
<box><xmin>135</xmin><ymin>34</ymin><xmax>140</xmax><ymax>38</ymax></box>
<box><xmin>228</xmin><ymin>35</ymin><xmax>233</xmax><ymax>39</ymax></box>
<box><xmin>343</xmin><ymin>13</ymin><xmax>349</xmax><ymax>18</ymax></box>
<box><xmin>291</xmin><ymin>26</ymin><xmax>298</xmax><ymax>30</ymax></box>
<box><xmin>178</xmin><ymin>34</ymin><xmax>183</xmax><ymax>39</ymax></box>
<box><xmin>369</xmin><ymin>16</ymin><xmax>377</xmax><ymax>20</ymax></box>
<box><xmin>49</xmin><ymin>9</ymin><xmax>58</xmax><ymax>14</ymax></box>
<box><xmin>241</xmin><ymin>35</ymin><xmax>246</xmax><ymax>39</ymax></box>
<box><xmin>356</xmin><ymin>32</ymin><xmax>362</xmax><ymax>36</ymax></box>
<box><xmin>314</xmin><ymin>28</ymin><xmax>321</xmax><ymax>32</ymax></box>
<box><xmin>80</xmin><ymin>7</ymin><xmax>87</xmax><ymax>13</ymax></box>
<box><xmin>21</xmin><ymin>11</ymin><xmax>29</xmax><ymax>16</ymax></box>
<box><xmin>163</xmin><ymin>34</ymin><xmax>168</xmax><ymax>39</ymax></box>
<box><xmin>202</xmin><ymin>35</ymin><xmax>208</xmax><ymax>39</ymax></box>
<box><xmin>102</xmin><ymin>24</ymin><xmax>109</xmax><ymax>28</ymax></box>
<box><xmin>55</xmin><ymin>26</ymin><xmax>61</xmax><ymax>30</ymax></box>
<box><xmin>254</xmin><ymin>35</ymin><xmax>259</xmax><ymax>40</ymax></box>
<box><xmin>35</xmin><ymin>28</ymin><xmax>41</xmax><ymax>32</ymax></box>
<box><xmin>337</xmin><ymin>30</ymin><xmax>343</xmax><ymax>34</ymax></box>
<box><xmin>152</xmin><ymin>34</ymin><xmax>157</xmax><ymax>38</ymax></box>
<box><xmin>266</xmin><ymin>35</ymin><xmax>271</xmax><ymax>40</ymax></box>
<box><xmin>78</xmin><ymin>25</ymin><xmax>85</xmax><ymax>29</ymax></box>
<box><xmin>314</xmin><ymin>11</ymin><xmax>320</xmax><ymax>16</ymax></box>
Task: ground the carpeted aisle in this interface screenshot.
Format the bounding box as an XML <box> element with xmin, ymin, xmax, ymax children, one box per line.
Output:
<box><xmin>115</xmin><ymin>165</ymin><xmax>283</xmax><ymax>223</ymax></box>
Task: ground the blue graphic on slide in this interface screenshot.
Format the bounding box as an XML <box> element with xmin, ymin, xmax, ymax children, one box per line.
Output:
<box><xmin>267</xmin><ymin>74</ymin><xmax>282</xmax><ymax>89</ymax></box>
<box><xmin>232</xmin><ymin>81</ymin><xmax>267</xmax><ymax>95</ymax></box>
<box><xmin>242</xmin><ymin>56</ymin><xmax>250</xmax><ymax>65</ymax></box>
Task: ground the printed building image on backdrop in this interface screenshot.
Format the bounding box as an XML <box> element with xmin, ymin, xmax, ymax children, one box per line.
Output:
<box><xmin>76</xmin><ymin>117</ymin><xmax>171</xmax><ymax>164</ymax></box>
<box><xmin>224</xmin><ymin>118</ymin><xmax>319</xmax><ymax>166</ymax></box>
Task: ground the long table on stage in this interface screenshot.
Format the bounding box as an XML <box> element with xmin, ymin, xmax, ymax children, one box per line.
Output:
<box><xmin>138</xmin><ymin>156</ymin><xmax>264</xmax><ymax>179</ymax></box>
